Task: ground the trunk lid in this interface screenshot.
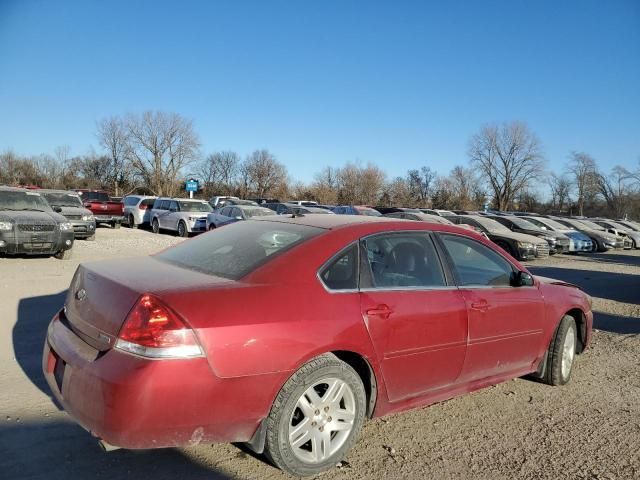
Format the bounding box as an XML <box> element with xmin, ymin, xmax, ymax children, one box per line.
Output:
<box><xmin>64</xmin><ymin>256</ymin><xmax>234</xmax><ymax>351</ymax></box>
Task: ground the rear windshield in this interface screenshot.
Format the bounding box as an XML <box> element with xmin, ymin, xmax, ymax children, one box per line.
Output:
<box><xmin>156</xmin><ymin>220</ymin><xmax>324</xmax><ymax>279</ymax></box>
<box><xmin>178</xmin><ymin>201</ymin><xmax>213</xmax><ymax>212</ymax></box>
<box><xmin>508</xmin><ymin>217</ymin><xmax>543</xmax><ymax>231</ymax></box>
<box><xmin>80</xmin><ymin>191</ymin><xmax>110</xmax><ymax>202</ymax></box>
<box><xmin>244</xmin><ymin>207</ymin><xmax>276</xmax><ymax>218</ymax></box>
<box><xmin>357</xmin><ymin>208</ymin><xmax>382</xmax><ymax>217</ymax></box>
<box><xmin>42</xmin><ymin>192</ymin><xmax>83</xmax><ymax>207</ymax></box>
<box><xmin>471</xmin><ymin>216</ymin><xmax>510</xmax><ymax>233</ymax></box>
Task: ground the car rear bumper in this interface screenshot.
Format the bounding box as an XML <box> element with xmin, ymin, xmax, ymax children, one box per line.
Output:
<box><xmin>42</xmin><ymin>310</ymin><xmax>280</xmax><ymax>449</ymax></box>
<box><xmin>94</xmin><ymin>215</ymin><xmax>124</xmax><ymax>223</ymax></box>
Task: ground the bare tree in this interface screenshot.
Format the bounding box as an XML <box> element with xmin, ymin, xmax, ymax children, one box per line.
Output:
<box><xmin>596</xmin><ymin>165</ymin><xmax>633</xmax><ymax>219</ymax></box>
<box><xmin>242</xmin><ymin>149</ymin><xmax>288</xmax><ymax>197</ymax></box>
<box><xmin>198</xmin><ymin>151</ymin><xmax>240</xmax><ymax>196</ymax></box>
<box><xmin>54</xmin><ymin>145</ymin><xmax>71</xmax><ymax>165</ymax></box>
<box><xmin>407</xmin><ymin>167</ymin><xmax>436</xmax><ymax>207</ymax></box>
<box><xmin>566</xmin><ymin>152</ymin><xmax>599</xmax><ymax>216</ymax></box>
<box><xmin>336</xmin><ymin>162</ymin><xmax>385</xmax><ymax>205</ymax></box>
<box><xmin>468</xmin><ymin>121</ymin><xmax>545</xmax><ymax>211</ymax></box>
<box><xmin>126</xmin><ymin>111</ymin><xmax>200</xmax><ymax>196</ymax></box>
<box><xmin>311</xmin><ymin>166</ymin><xmax>339</xmax><ymax>204</ymax></box>
<box><xmin>549</xmin><ymin>173</ymin><xmax>572</xmax><ymax>212</ymax></box>
<box><xmin>97</xmin><ymin>116</ymin><xmax>130</xmax><ymax>196</ymax></box>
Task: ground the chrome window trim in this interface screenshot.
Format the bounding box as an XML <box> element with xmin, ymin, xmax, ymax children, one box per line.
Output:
<box><xmin>359</xmin><ymin>285</ymin><xmax>459</xmax><ymax>293</ymax></box>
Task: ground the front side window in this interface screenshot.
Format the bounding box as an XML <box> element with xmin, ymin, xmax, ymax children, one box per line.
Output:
<box><xmin>320</xmin><ymin>244</ymin><xmax>358</xmax><ymax>290</ymax></box>
<box><xmin>362</xmin><ymin>233</ymin><xmax>445</xmax><ymax>288</ymax></box>
<box><xmin>178</xmin><ymin>201</ymin><xmax>212</xmax><ymax>212</ymax></box>
<box><xmin>440</xmin><ymin>234</ymin><xmax>514</xmax><ymax>287</ymax></box>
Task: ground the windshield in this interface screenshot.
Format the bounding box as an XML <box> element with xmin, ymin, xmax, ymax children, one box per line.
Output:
<box><xmin>508</xmin><ymin>217</ymin><xmax>544</xmax><ymax>231</ymax></box>
<box><xmin>577</xmin><ymin>219</ymin><xmax>605</xmax><ymax>230</ymax></box>
<box><xmin>42</xmin><ymin>192</ymin><xmax>83</xmax><ymax>208</ymax></box>
<box><xmin>178</xmin><ymin>201</ymin><xmax>213</xmax><ymax>212</ymax></box>
<box><xmin>526</xmin><ymin>217</ymin><xmax>568</xmax><ymax>230</ymax></box>
<box><xmin>0</xmin><ymin>190</ymin><xmax>52</xmax><ymax>211</ymax></box>
<box><xmin>357</xmin><ymin>208</ymin><xmax>382</xmax><ymax>217</ymax></box>
<box><xmin>80</xmin><ymin>191</ymin><xmax>110</xmax><ymax>202</ymax></box>
<box><xmin>156</xmin><ymin>220</ymin><xmax>323</xmax><ymax>279</ymax></box>
<box><xmin>472</xmin><ymin>216</ymin><xmax>511</xmax><ymax>232</ymax></box>
<box><xmin>244</xmin><ymin>208</ymin><xmax>276</xmax><ymax>218</ymax></box>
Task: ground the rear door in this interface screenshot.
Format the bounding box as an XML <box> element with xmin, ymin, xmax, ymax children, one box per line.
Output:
<box><xmin>437</xmin><ymin>233</ymin><xmax>545</xmax><ymax>382</ymax></box>
<box><xmin>359</xmin><ymin>232</ymin><xmax>468</xmax><ymax>402</ymax></box>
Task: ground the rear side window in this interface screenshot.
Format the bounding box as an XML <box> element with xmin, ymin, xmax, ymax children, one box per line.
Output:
<box><xmin>362</xmin><ymin>233</ymin><xmax>445</xmax><ymax>288</ymax></box>
<box><xmin>440</xmin><ymin>234</ymin><xmax>514</xmax><ymax>287</ymax></box>
<box><xmin>141</xmin><ymin>198</ymin><xmax>156</xmax><ymax>207</ymax></box>
<box><xmin>156</xmin><ymin>221</ymin><xmax>324</xmax><ymax>279</ymax></box>
<box><xmin>320</xmin><ymin>244</ymin><xmax>358</xmax><ymax>290</ymax></box>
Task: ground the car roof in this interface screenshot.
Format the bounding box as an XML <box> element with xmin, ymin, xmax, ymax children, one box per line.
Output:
<box><xmin>37</xmin><ymin>189</ymin><xmax>81</xmax><ymax>195</ymax></box>
<box><xmin>158</xmin><ymin>197</ymin><xmax>208</xmax><ymax>202</ymax></box>
<box><xmin>253</xmin><ymin>213</ymin><xmax>410</xmax><ymax>230</ymax></box>
<box><xmin>0</xmin><ymin>186</ymin><xmax>34</xmax><ymax>192</ymax></box>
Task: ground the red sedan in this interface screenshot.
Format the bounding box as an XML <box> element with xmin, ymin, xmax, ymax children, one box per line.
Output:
<box><xmin>42</xmin><ymin>215</ymin><xmax>592</xmax><ymax>476</ymax></box>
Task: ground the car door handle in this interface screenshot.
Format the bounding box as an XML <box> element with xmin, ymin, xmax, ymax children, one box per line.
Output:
<box><xmin>470</xmin><ymin>301</ymin><xmax>491</xmax><ymax>312</ymax></box>
<box><xmin>366</xmin><ymin>305</ymin><xmax>393</xmax><ymax>317</ymax></box>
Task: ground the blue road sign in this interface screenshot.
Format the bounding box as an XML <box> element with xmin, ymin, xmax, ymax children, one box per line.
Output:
<box><xmin>185</xmin><ymin>179</ymin><xmax>199</xmax><ymax>192</ymax></box>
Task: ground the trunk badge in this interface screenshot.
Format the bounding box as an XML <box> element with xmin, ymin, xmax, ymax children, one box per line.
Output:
<box><xmin>75</xmin><ymin>289</ymin><xmax>87</xmax><ymax>301</ymax></box>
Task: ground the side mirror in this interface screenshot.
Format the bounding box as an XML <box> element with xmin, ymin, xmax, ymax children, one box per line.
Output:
<box><xmin>53</xmin><ymin>206</ymin><xmax>63</xmax><ymax>213</ymax></box>
<box><xmin>511</xmin><ymin>271</ymin><xmax>534</xmax><ymax>287</ymax></box>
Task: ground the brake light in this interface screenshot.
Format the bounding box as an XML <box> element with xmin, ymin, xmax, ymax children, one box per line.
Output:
<box><xmin>139</xmin><ymin>203</ymin><xmax>148</xmax><ymax>210</ymax></box>
<box><xmin>115</xmin><ymin>294</ymin><xmax>203</xmax><ymax>358</ymax></box>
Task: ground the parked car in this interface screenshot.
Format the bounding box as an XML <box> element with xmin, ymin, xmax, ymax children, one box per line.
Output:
<box><xmin>384</xmin><ymin>211</ymin><xmax>487</xmax><ymax>237</ymax></box>
<box><xmin>286</xmin><ymin>200</ymin><xmax>318</xmax><ymax>206</ymax></box>
<box><xmin>39</xmin><ymin>189</ymin><xmax>96</xmax><ymax>240</ymax></box>
<box><xmin>208</xmin><ymin>196</ymin><xmax>239</xmax><ymax>209</ymax></box>
<box><xmin>42</xmin><ymin>215</ymin><xmax>593</xmax><ymax>476</ymax></box>
<box><xmin>374</xmin><ymin>207</ymin><xmax>421</xmax><ymax>215</ymax></box>
<box><xmin>520</xmin><ymin>216</ymin><xmax>593</xmax><ymax>253</ymax></box>
<box><xmin>445</xmin><ymin>214</ymin><xmax>549</xmax><ymax>260</ymax></box>
<box><xmin>549</xmin><ymin>217</ymin><xmax>623</xmax><ymax>252</ymax></box>
<box><xmin>122</xmin><ymin>195</ymin><xmax>156</xmax><ymax>229</ymax></box>
<box><xmin>0</xmin><ymin>186</ymin><xmax>74</xmax><ymax>259</ymax></box>
<box><xmin>150</xmin><ymin>198</ymin><xmax>212</xmax><ymax>237</ymax></box>
<box><xmin>487</xmin><ymin>215</ymin><xmax>570</xmax><ymax>254</ymax></box>
<box><xmin>248</xmin><ymin>197</ymin><xmax>280</xmax><ymax>205</ymax></box>
<box><xmin>75</xmin><ymin>189</ymin><xmax>124</xmax><ymax>228</ymax></box>
<box><xmin>593</xmin><ymin>219</ymin><xmax>640</xmax><ymax>249</ymax></box>
<box><xmin>206</xmin><ymin>204</ymin><xmax>276</xmax><ymax>229</ymax></box>
<box><xmin>420</xmin><ymin>209</ymin><xmax>457</xmax><ymax>216</ymax></box>
<box><xmin>264</xmin><ymin>203</ymin><xmax>334</xmax><ymax>216</ymax></box>
<box><xmin>333</xmin><ymin>205</ymin><xmax>382</xmax><ymax>216</ymax></box>
<box><xmin>617</xmin><ymin>220</ymin><xmax>640</xmax><ymax>232</ymax></box>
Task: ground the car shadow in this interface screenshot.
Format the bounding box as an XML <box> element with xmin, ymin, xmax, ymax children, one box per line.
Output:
<box><xmin>13</xmin><ymin>290</ymin><xmax>68</xmax><ymax>400</ymax></box>
<box><xmin>0</xmin><ymin>419</ymin><xmax>233</xmax><ymax>480</ymax></box>
<box><xmin>528</xmin><ymin>266</ymin><xmax>640</xmax><ymax>334</ymax></box>
<box><xmin>573</xmin><ymin>252</ymin><xmax>640</xmax><ymax>268</ymax></box>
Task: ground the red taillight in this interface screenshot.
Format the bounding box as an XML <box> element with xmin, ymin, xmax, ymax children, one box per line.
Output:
<box><xmin>139</xmin><ymin>203</ymin><xmax>148</xmax><ymax>210</ymax></box>
<box><xmin>116</xmin><ymin>294</ymin><xmax>203</xmax><ymax>358</ymax></box>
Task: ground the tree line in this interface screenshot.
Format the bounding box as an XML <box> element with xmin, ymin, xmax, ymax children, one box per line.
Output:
<box><xmin>1</xmin><ymin>111</ymin><xmax>639</xmax><ymax>219</ymax></box>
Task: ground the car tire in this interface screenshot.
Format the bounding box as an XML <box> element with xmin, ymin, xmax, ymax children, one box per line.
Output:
<box><xmin>152</xmin><ymin>218</ymin><xmax>160</xmax><ymax>234</ymax></box>
<box><xmin>128</xmin><ymin>214</ymin><xmax>137</xmax><ymax>229</ymax></box>
<box><xmin>178</xmin><ymin>220</ymin><xmax>188</xmax><ymax>238</ymax></box>
<box><xmin>86</xmin><ymin>234</ymin><xmax>95</xmax><ymax>241</ymax></box>
<box><xmin>590</xmin><ymin>240</ymin><xmax>599</xmax><ymax>253</ymax></box>
<box><xmin>208</xmin><ymin>223</ymin><xmax>216</xmax><ymax>231</ymax></box>
<box><xmin>54</xmin><ymin>249</ymin><xmax>72</xmax><ymax>261</ymax></box>
<box><xmin>264</xmin><ymin>353</ymin><xmax>366</xmax><ymax>477</ymax></box>
<box><xmin>540</xmin><ymin>315</ymin><xmax>577</xmax><ymax>386</ymax></box>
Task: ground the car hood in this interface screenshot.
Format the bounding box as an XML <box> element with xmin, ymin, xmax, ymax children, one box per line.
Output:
<box><xmin>0</xmin><ymin>210</ymin><xmax>64</xmax><ymax>224</ymax></box>
<box><xmin>489</xmin><ymin>229</ymin><xmax>546</xmax><ymax>244</ymax></box>
<box><xmin>58</xmin><ymin>206</ymin><xmax>93</xmax><ymax>216</ymax></box>
<box><xmin>535</xmin><ymin>275</ymin><xmax>580</xmax><ymax>290</ymax></box>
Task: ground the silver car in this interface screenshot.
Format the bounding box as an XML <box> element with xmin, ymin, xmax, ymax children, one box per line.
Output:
<box><xmin>39</xmin><ymin>189</ymin><xmax>96</xmax><ymax>240</ymax></box>
<box><xmin>150</xmin><ymin>198</ymin><xmax>212</xmax><ymax>237</ymax></box>
<box><xmin>522</xmin><ymin>216</ymin><xmax>593</xmax><ymax>253</ymax></box>
<box><xmin>593</xmin><ymin>219</ymin><xmax>640</xmax><ymax>249</ymax></box>
<box><xmin>122</xmin><ymin>195</ymin><xmax>157</xmax><ymax>228</ymax></box>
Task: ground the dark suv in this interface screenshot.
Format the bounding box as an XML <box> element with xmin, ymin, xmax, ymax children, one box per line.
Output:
<box><xmin>0</xmin><ymin>186</ymin><xmax>75</xmax><ymax>259</ymax></box>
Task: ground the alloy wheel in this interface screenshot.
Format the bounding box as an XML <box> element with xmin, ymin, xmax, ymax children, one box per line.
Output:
<box><xmin>561</xmin><ymin>324</ymin><xmax>576</xmax><ymax>380</ymax></box>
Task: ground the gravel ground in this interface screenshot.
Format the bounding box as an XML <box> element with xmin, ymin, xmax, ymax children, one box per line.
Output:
<box><xmin>1</xmin><ymin>227</ymin><xmax>639</xmax><ymax>479</ymax></box>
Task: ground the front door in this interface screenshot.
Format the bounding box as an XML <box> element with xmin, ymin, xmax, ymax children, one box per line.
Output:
<box><xmin>438</xmin><ymin>233</ymin><xmax>545</xmax><ymax>382</ymax></box>
<box><xmin>359</xmin><ymin>232</ymin><xmax>468</xmax><ymax>402</ymax></box>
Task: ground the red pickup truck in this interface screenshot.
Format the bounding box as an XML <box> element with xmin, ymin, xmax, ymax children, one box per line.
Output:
<box><xmin>75</xmin><ymin>190</ymin><xmax>124</xmax><ymax>228</ymax></box>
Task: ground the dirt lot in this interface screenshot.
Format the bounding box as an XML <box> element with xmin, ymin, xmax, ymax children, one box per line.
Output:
<box><xmin>1</xmin><ymin>227</ymin><xmax>639</xmax><ymax>479</ymax></box>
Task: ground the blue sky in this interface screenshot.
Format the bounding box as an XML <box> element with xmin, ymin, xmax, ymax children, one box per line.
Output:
<box><xmin>0</xmin><ymin>0</ymin><xmax>638</xmax><ymax>183</ymax></box>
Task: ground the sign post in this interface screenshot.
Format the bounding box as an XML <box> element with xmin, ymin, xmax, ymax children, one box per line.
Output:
<box><xmin>185</xmin><ymin>179</ymin><xmax>198</xmax><ymax>199</ymax></box>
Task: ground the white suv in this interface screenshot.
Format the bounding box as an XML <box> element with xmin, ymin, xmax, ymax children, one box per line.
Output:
<box><xmin>122</xmin><ymin>195</ymin><xmax>157</xmax><ymax>228</ymax></box>
<box><xmin>150</xmin><ymin>198</ymin><xmax>212</xmax><ymax>237</ymax></box>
